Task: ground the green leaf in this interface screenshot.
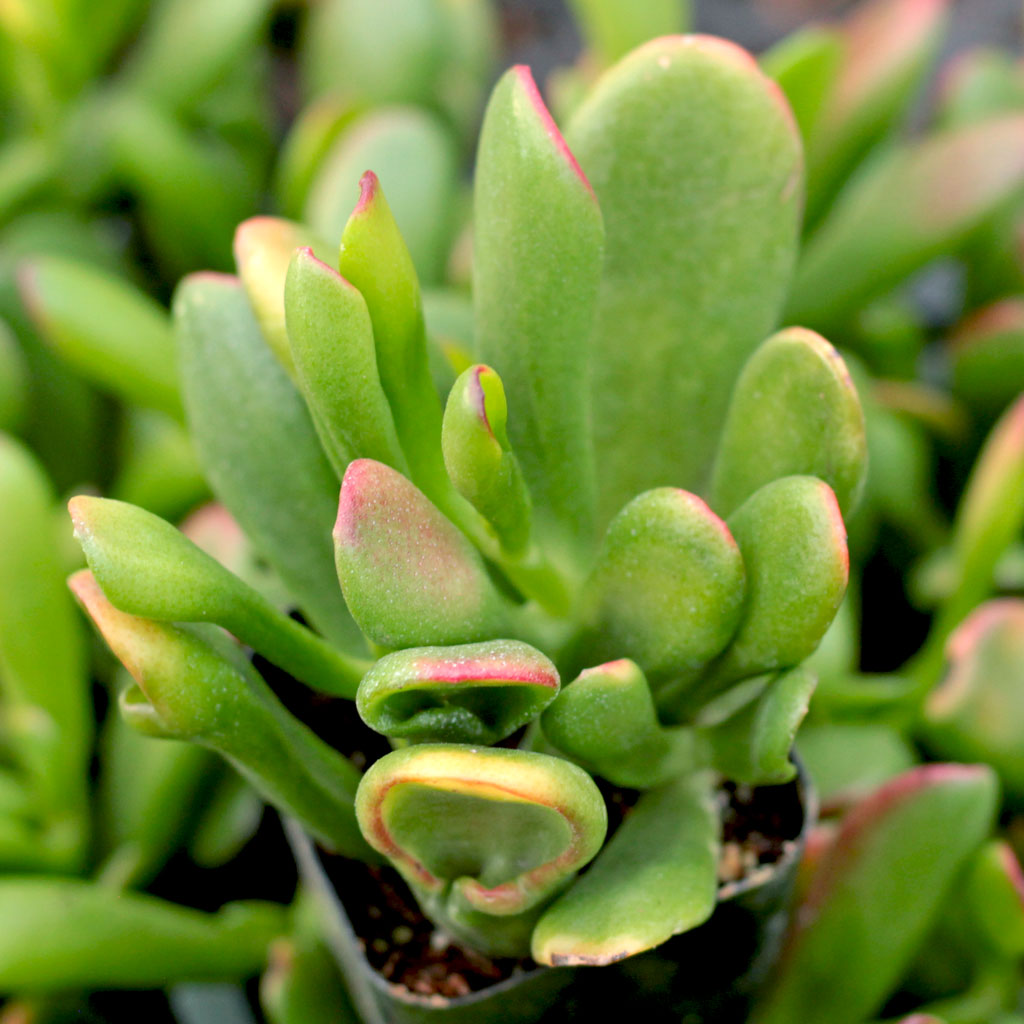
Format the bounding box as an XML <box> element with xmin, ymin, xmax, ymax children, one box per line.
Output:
<box><xmin>356</xmin><ymin>744</ymin><xmax>607</xmax><ymax>956</ymax></box>
<box><xmin>70</xmin><ymin>570</ymin><xmax>368</xmax><ymax>857</ymax></box>
<box><xmin>702</xmin><ymin>666</ymin><xmax>816</xmax><ymax>786</ymax></box>
<box><xmin>912</xmin><ymin>396</ymin><xmax>1024</xmax><ymax>686</ymax></box>
<box><xmin>261</xmin><ymin>935</ymin><xmax>357</xmax><ymax>1024</ymax></box>
<box><xmin>70</xmin><ymin>496</ymin><xmax>367</xmax><ymax>698</ymax></box>
<box><xmin>357</xmin><ymin>639</ymin><xmax>558</xmax><ymax>744</ymax></box>
<box><xmin>710</xmin><ymin>327</ymin><xmax>867</xmax><ymax>518</ymax></box>
<box><xmin>950</xmin><ymin>298</ymin><xmax>1024</xmax><ymax>418</ymax></box>
<box><xmin>761</xmin><ymin>27</ymin><xmax>843</xmax><ymax>143</ymax></box>
<box><xmin>0</xmin><ymin>434</ymin><xmax>90</xmax><ymax>842</ymax></box>
<box><xmin>541</xmin><ymin>659</ymin><xmax>697</xmax><ymax>788</ymax></box>
<box><xmin>474</xmin><ymin>65</ymin><xmax>603</xmax><ymax>560</ymax></box>
<box><xmin>576</xmin><ymin>487</ymin><xmax>745</xmax><ymax>685</ymax></box>
<box><xmin>337</xmin><ymin>171</ymin><xmax>457</xmax><ymax>512</ymax></box>
<box><xmin>233</xmin><ymin>217</ymin><xmax>333</xmax><ymax>377</ymax></box>
<box><xmin>802</xmin><ymin>0</ymin><xmax>950</xmax><ymax>226</ymax></box>
<box><xmin>789</xmin><ymin>116</ymin><xmax>1024</xmax><ymax>329</ymax></box>
<box><xmin>796</xmin><ymin>722</ymin><xmax>917</xmax><ymax>804</ymax></box>
<box><xmin>0</xmin><ymin>879</ymin><xmax>284</xmax><ymax>992</ymax></box>
<box><xmin>0</xmin><ymin>316</ymin><xmax>27</xmax><ymax>431</ymax></box>
<box><xmin>334</xmin><ymin>459</ymin><xmax>516</xmax><ymax>648</ymax></box>
<box><xmin>962</xmin><ymin>840</ymin><xmax>1024</xmax><ymax>957</ymax></box>
<box><xmin>532</xmin><ymin>772</ymin><xmax>718</xmax><ymax>966</ymax></box>
<box><xmin>174</xmin><ymin>272</ymin><xmax>363</xmax><ymax>651</ymax></box>
<box><xmin>442</xmin><ymin>365</ymin><xmax>532</xmax><ymax>555</ymax></box>
<box><xmin>923</xmin><ymin>600</ymin><xmax>1024</xmax><ymax>798</ymax></box>
<box><xmin>284</xmin><ymin>247</ymin><xmax>407</xmax><ymax>476</ymax></box>
<box><xmin>18</xmin><ymin>256</ymin><xmax>182</xmax><ymax>420</ymax></box>
<box><xmin>565</xmin><ymin>36</ymin><xmax>803</xmax><ymax>523</ymax></box>
<box><xmin>751</xmin><ymin>764</ymin><xmax>999</xmax><ymax>1024</ymax></box>
<box><xmin>307</xmin><ymin>111</ymin><xmax>458</xmax><ymax>284</ymax></box>
<box><xmin>670</xmin><ymin>476</ymin><xmax>848</xmax><ymax>717</ymax></box>
<box><xmin>566</xmin><ymin>0</ymin><xmax>689</xmax><ymax>66</ymax></box>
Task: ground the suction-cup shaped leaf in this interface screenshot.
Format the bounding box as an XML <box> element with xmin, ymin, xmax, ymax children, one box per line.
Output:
<box><xmin>533</xmin><ymin>772</ymin><xmax>718</xmax><ymax>966</ymax></box>
<box><xmin>175</xmin><ymin>272</ymin><xmax>362</xmax><ymax>651</ymax></box>
<box><xmin>752</xmin><ymin>764</ymin><xmax>998</xmax><ymax>1024</ymax></box>
<box><xmin>18</xmin><ymin>255</ymin><xmax>182</xmax><ymax>421</ymax></box>
<box><xmin>703</xmin><ymin>666</ymin><xmax>817</xmax><ymax>786</ymax></box>
<box><xmin>70</xmin><ymin>496</ymin><xmax>366</xmax><ymax>698</ymax></box>
<box><xmin>356</xmin><ymin>744</ymin><xmax>607</xmax><ymax>956</ymax></box>
<box><xmin>284</xmin><ymin>247</ymin><xmax>407</xmax><ymax>475</ymax></box>
<box><xmin>442</xmin><ymin>365</ymin><xmax>532</xmax><ymax>555</ymax></box>
<box><xmin>541</xmin><ymin>660</ymin><xmax>696</xmax><ymax>788</ymax></box>
<box><xmin>356</xmin><ymin>639</ymin><xmax>558</xmax><ymax>744</ymax></box>
<box><xmin>789</xmin><ymin>115</ymin><xmax>1024</xmax><ymax>329</ymax></box>
<box><xmin>334</xmin><ymin>459</ymin><xmax>514</xmax><ymax>648</ymax></box>
<box><xmin>686</xmin><ymin>476</ymin><xmax>847</xmax><ymax>712</ymax></box>
<box><xmin>578</xmin><ymin>488</ymin><xmax>745</xmax><ymax>684</ymax></box>
<box><xmin>69</xmin><ymin>571</ymin><xmax>367</xmax><ymax>856</ymax></box>
<box><xmin>233</xmin><ymin>216</ymin><xmax>332</xmax><ymax>376</ymax></box>
<box><xmin>710</xmin><ymin>327</ymin><xmax>867</xmax><ymax>518</ymax></box>
<box><xmin>474</xmin><ymin>65</ymin><xmax>603</xmax><ymax>558</ymax></box>
<box><xmin>565</xmin><ymin>35</ymin><xmax>803</xmax><ymax>523</ymax></box>
<box><xmin>923</xmin><ymin>600</ymin><xmax>1024</xmax><ymax>798</ymax></box>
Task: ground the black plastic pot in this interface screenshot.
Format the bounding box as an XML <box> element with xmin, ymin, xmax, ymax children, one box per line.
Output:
<box><xmin>287</xmin><ymin>762</ymin><xmax>817</xmax><ymax>1024</ymax></box>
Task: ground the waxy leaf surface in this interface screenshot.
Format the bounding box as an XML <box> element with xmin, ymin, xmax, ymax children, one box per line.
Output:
<box><xmin>533</xmin><ymin>772</ymin><xmax>718</xmax><ymax>965</ymax></box>
<box><xmin>566</xmin><ymin>35</ymin><xmax>802</xmax><ymax>522</ymax></box>
<box><xmin>474</xmin><ymin>65</ymin><xmax>603</xmax><ymax>560</ymax></box>
<box><xmin>175</xmin><ymin>272</ymin><xmax>362</xmax><ymax>650</ymax></box>
<box><xmin>710</xmin><ymin>327</ymin><xmax>867</xmax><ymax>518</ymax></box>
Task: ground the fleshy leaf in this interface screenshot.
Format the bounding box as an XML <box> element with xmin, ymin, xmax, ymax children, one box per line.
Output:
<box><xmin>442</xmin><ymin>365</ymin><xmax>532</xmax><ymax>555</ymax></box>
<box><xmin>789</xmin><ymin>116</ymin><xmax>1024</xmax><ymax>329</ymax></box>
<box><xmin>761</xmin><ymin>27</ymin><xmax>843</xmax><ymax>142</ymax></box>
<box><xmin>0</xmin><ymin>435</ymin><xmax>90</xmax><ymax>840</ymax></box>
<box><xmin>334</xmin><ymin>459</ymin><xmax>515</xmax><ymax>648</ymax></box>
<box><xmin>474</xmin><ymin>65</ymin><xmax>603</xmax><ymax>560</ymax></box>
<box><xmin>70</xmin><ymin>496</ymin><xmax>367</xmax><ymax>698</ymax></box>
<box><xmin>751</xmin><ymin>764</ymin><xmax>999</xmax><ymax>1024</ymax></box>
<box><xmin>710</xmin><ymin>327</ymin><xmax>867</xmax><ymax>518</ymax></box>
<box><xmin>355</xmin><ymin>744</ymin><xmax>607</xmax><ymax>957</ymax></box>
<box><xmin>567</xmin><ymin>0</ymin><xmax>689</xmax><ymax>66</ymax></box>
<box><xmin>575</xmin><ymin>488</ymin><xmax>745</xmax><ymax>685</ymax></box>
<box><xmin>337</xmin><ymin>172</ymin><xmax>456</xmax><ymax>513</ymax></box>
<box><xmin>541</xmin><ymin>660</ymin><xmax>696</xmax><ymax>788</ymax></box>
<box><xmin>913</xmin><ymin>396</ymin><xmax>1024</xmax><ymax>685</ymax></box>
<box><xmin>532</xmin><ymin>772</ymin><xmax>718</xmax><ymax>966</ymax></box>
<box><xmin>309</xmin><ymin>112</ymin><xmax>458</xmax><ymax>284</ymax></box>
<box><xmin>565</xmin><ymin>35</ymin><xmax>803</xmax><ymax>523</ymax></box>
<box><xmin>949</xmin><ymin>298</ymin><xmax>1024</xmax><ymax>418</ymax></box>
<box><xmin>174</xmin><ymin>272</ymin><xmax>363</xmax><ymax>651</ymax></box>
<box><xmin>233</xmin><ymin>216</ymin><xmax>332</xmax><ymax>376</ymax></box>
<box><xmin>668</xmin><ymin>476</ymin><xmax>848</xmax><ymax>718</ymax></box>
<box><xmin>963</xmin><ymin>840</ymin><xmax>1024</xmax><ymax>958</ymax></box>
<box><xmin>0</xmin><ymin>317</ymin><xmax>27</xmax><ymax>432</ymax></box>
<box><xmin>18</xmin><ymin>256</ymin><xmax>182</xmax><ymax>421</ymax></box>
<box><xmin>803</xmin><ymin>0</ymin><xmax>950</xmax><ymax>226</ymax></box>
<box><xmin>0</xmin><ymin>879</ymin><xmax>284</xmax><ymax>992</ymax></box>
<box><xmin>356</xmin><ymin>639</ymin><xmax>558</xmax><ymax>744</ymax></box>
<box><xmin>923</xmin><ymin>600</ymin><xmax>1024</xmax><ymax>798</ymax></box>
<box><xmin>70</xmin><ymin>571</ymin><xmax>368</xmax><ymax>857</ymax></box>
<box><xmin>797</xmin><ymin>722</ymin><xmax>917</xmax><ymax>805</ymax></box>
<box><xmin>702</xmin><ymin>666</ymin><xmax>817</xmax><ymax>786</ymax></box>
<box><xmin>284</xmin><ymin>247</ymin><xmax>407</xmax><ymax>476</ymax></box>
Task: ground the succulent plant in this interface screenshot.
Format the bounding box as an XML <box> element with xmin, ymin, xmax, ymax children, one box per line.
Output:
<box><xmin>68</xmin><ymin>31</ymin><xmax>869</xmax><ymax>1007</ymax></box>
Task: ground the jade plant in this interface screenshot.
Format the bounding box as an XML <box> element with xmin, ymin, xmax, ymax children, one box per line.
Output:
<box><xmin>68</xmin><ymin>34</ymin><xmax>868</xmax><ymax>996</ymax></box>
